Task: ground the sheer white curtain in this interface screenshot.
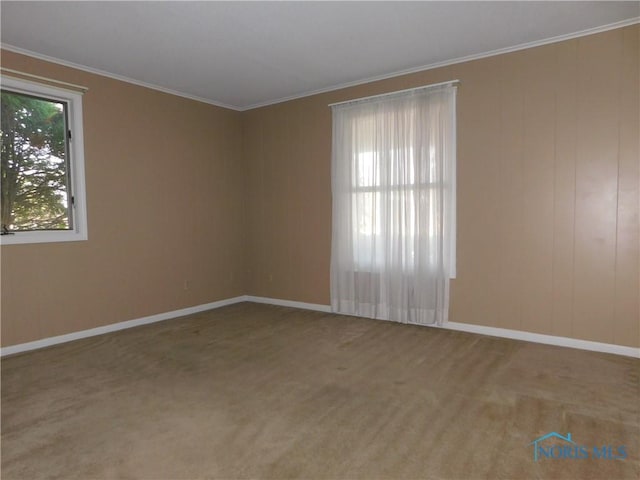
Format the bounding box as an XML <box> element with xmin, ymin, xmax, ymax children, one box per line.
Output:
<box><xmin>330</xmin><ymin>84</ymin><xmax>456</xmax><ymax>325</ymax></box>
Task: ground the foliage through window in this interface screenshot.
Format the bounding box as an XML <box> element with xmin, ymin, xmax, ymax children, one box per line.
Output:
<box><xmin>1</xmin><ymin>77</ymin><xmax>87</xmax><ymax>244</ymax></box>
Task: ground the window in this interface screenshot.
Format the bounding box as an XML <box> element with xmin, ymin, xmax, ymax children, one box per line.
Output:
<box><xmin>352</xmin><ymin>144</ymin><xmax>449</xmax><ymax>272</ymax></box>
<box><xmin>330</xmin><ymin>83</ymin><xmax>456</xmax><ymax>325</ymax></box>
<box><xmin>1</xmin><ymin>76</ymin><xmax>87</xmax><ymax>244</ymax></box>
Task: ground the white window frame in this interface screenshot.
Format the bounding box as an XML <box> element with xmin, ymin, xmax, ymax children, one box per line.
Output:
<box><xmin>1</xmin><ymin>76</ymin><xmax>88</xmax><ymax>245</ymax></box>
<box><xmin>351</xmin><ymin>145</ymin><xmax>455</xmax><ymax>276</ymax></box>
<box><xmin>346</xmin><ymin>112</ymin><xmax>456</xmax><ymax>279</ymax></box>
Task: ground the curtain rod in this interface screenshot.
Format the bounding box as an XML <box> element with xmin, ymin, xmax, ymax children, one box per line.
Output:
<box><xmin>0</xmin><ymin>67</ymin><xmax>88</xmax><ymax>93</ymax></box>
<box><xmin>329</xmin><ymin>79</ymin><xmax>459</xmax><ymax>108</ymax></box>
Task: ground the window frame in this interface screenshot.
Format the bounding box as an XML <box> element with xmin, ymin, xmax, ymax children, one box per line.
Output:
<box><xmin>347</xmin><ymin>114</ymin><xmax>456</xmax><ymax>279</ymax></box>
<box><xmin>1</xmin><ymin>76</ymin><xmax>88</xmax><ymax>245</ymax></box>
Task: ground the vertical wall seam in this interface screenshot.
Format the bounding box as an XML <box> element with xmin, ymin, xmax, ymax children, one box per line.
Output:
<box><xmin>551</xmin><ymin>43</ymin><xmax>558</xmax><ymax>336</ymax></box>
<box><xmin>498</xmin><ymin>56</ymin><xmax>505</xmax><ymax>329</ymax></box>
<box><xmin>519</xmin><ymin>60</ymin><xmax>525</xmax><ymax>333</ymax></box>
<box><xmin>570</xmin><ymin>38</ymin><xmax>579</xmax><ymax>341</ymax></box>
<box><xmin>612</xmin><ymin>30</ymin><xmax>624</xmax><ymax>345</ymax></box>
<box><xmin>259</xmin><ymin>113</ymin><xmax>266</xmax><ymax>294</ymax></box>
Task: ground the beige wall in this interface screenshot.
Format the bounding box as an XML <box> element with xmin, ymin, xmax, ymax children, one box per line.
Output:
<box><xmin>1</xmin><ymin>50</ymin><xmax>245</xmax><ymax>346</ymax></box>
<box><xmin>2</xmin><ymin>25</ymin><xmax>638</xmax><ymax>349</ymax></box>
<box><xmin>243</xmin><ymin>25</ymin><xmax>639</xmax><ymax>347</ymax></box>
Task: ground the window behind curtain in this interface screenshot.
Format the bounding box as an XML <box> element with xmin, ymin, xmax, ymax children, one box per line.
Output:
<box><xmin>330</xmin><ymin>84</ymin><xmax>456</xmax><ymax>325</ymax></box>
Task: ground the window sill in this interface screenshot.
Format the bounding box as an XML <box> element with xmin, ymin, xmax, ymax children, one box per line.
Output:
<box><xmin>0</xmin><ymin>230</ymin><xmax>87</xmax><ymax>245</ymax></box>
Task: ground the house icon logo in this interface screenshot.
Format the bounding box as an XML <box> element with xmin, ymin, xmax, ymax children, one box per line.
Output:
<box><xmin>529</xmin><ymin>432</ymin><xmax>575</xmax><ymax>461</ymax></box>
<box><xmin>528</xmin><ymin>432</ymin><xmax>627</xmax><ymax>461</ymax></box>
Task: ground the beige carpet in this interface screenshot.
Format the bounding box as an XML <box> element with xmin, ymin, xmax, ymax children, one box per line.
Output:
<box><xmin>1</xmin><ymin>302</ymin><xmax>638</xmax><ymax>479</ymax></box>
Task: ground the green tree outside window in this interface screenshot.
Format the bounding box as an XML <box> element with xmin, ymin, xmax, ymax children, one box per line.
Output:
<box><xmin>1</xmin><ymin>90</ymin><xmax>72</xmax><ymax>232</ymax></box>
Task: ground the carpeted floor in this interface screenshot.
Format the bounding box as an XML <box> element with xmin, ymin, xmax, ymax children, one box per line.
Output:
<box><xmin>1</xmin><ymin>302</ymin><xmax>638</xmax><ymax>479</ymax></box>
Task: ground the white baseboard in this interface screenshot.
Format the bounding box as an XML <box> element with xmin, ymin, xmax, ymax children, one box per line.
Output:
<box><xmin>2</xmin><ymin>294</ymin><xmax>638</xmax><ymax>359</ymax></box>
<box><xmin>441</xmin><ymin>322</ymin><xmax>640</xmax><ymax>359</ymax></box>
<box><xmin>0</xmin><ymin>295</ymin><xmax>247</xmax><ymax>357</ymax></box>
<box><xmin>245</xmin><ymin>295</ymin><xmax>332</xmax><ymax>313</ymax></box>
<box><xmin>246</xmin><ymin>296</ymin><xmax>640</xmax><ymax>358</ymax></box>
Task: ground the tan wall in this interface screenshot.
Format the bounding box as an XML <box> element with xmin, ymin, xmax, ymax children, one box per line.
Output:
<box><xmin>1</xmin><ymin>50</ymin><xmax>245</xmax><ymax>346</ymax></box>
<box><xmin>243</xmin><ymin>25</ymin><xmax>639</xmax><ymax>347</ymax></box>
<box><xmin>2</xmin><ymin>25</ymin><xmax>638</xmax><ymax>349</ymax></box>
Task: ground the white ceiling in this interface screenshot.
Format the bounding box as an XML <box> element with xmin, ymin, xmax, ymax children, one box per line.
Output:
<box><xmin>1</xmin><ymin>2</ymin><xmax>638</xmax><ymax>110</ymax></box>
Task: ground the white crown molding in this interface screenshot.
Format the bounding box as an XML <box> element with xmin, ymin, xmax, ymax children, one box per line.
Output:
<box><xmin>0</xmin><ymin>296</ymin><xmax>248</xmax><ymax>357</ymax></box>
<box><xmin>2</xmin><ymin>17</ymin><xmax>638</xmax><ymax>112</ymax></box>
<box><xmin>2</xmin><ymin>295</ymin><xmax>638</xmax><ymax>358</ymax></box>
<box><xmin>0</xmin><ymin>43</ymin><xmax>242</xmax><ymax>112</ymax></box>
<box><xmin>242</xmin><ymin>17</ymin><xmax>640</xmax><ymax>110</ymax></box>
